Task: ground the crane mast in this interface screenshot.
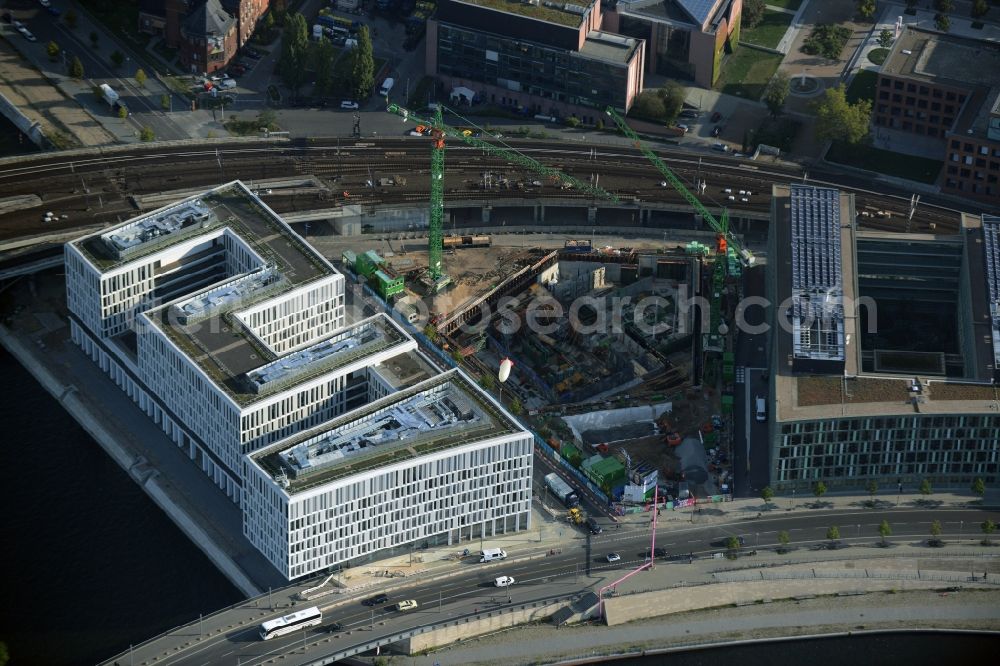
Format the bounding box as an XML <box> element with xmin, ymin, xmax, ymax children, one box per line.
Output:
<box><xmin>603</xmin><ymin>106</ymin><xmax>754</xmax><ymax>268</ymax></box>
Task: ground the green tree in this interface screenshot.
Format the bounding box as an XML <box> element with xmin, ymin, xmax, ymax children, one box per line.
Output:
<box><xmin>857</xmin><ymin>0</ymin><xmax>877</xmax><ymax>19</ymax></box>
<box><xmin>278</xmin><ymin>12</ymin><xmax>310</xmax><ymax>92</ymax></box>
<box><xmin>726</xmin><ymin>535</ymin><xmax>741</xmax><ymax>551</ymax></box>
<box><xmin>777</xmin><ymin>530</ymin><xmax>790</xmax><ymax>552</ymax></box>
<box><xmin>312</xmin><ymin>38</ymin><xmax>336</xmax><ymax>98</ymax></box>
<box><xmin>450</xmin><ymin>348</ymin><xmax>464</xmax><ymax>364</ymax></box>
<box><xmin>135</xmin><ymin>68</ymin><xmax>147</xmax><ymax>88</ymax></box>
<box><xmin>934</xmin><ymin>0</ymin><xmax>954</xmax><ymax>12</ymax></box>
<box><xmin>866</xmin><ymin>479</ymin><xmax>878</xmax><ymax>502</ymax></box>
<box><xmin>632</xmin><ymin>92</ymin><xmax>665</xmax><ymax>122</ymax></box>
<box><xmin>350</xmin><ymin>26</ymin><xmax>376</xmax><ymax>100</ymax></box>
<box><xmin>826</xmin><ymin>525</ymin><xmax>840</xmax><ymax>541</ymax></box>
<box><xmin>423</xmin><ymin>324</ymin><xmax>439</xmax><ymax>343</ymax></box>
<box><xmin>69</xmin><ymin>55</ymin><xmax>84</xmax><ymax>79</ymax></box>
<box><xmin>935</xmin><ymin>13</ymin><xmax>951</xmax><ymax>31</ymax></box>
<box><xmin>46</xmin><ymin>41</ymin><xmax>60</xmax><ymax>61</ymax></box>
<box><xmin>110</xmin><ymin>50</ymin><xmax>124</xmax><ymax>68</ymax></box>
<box><xmin>565</xmin><ymin>116</ymin><xmax>581</xmax><ymax>128</ymax></box>
<box><xmin>972</xmin><ymin>477</ymin><xmax>986</xmax><ymax>497</ymax></box>
<box><xmin>742</xmin><ymin>0</ymin><xmax>767</xmax><ymax>29</ymax></box>
<box><xmin>981</xmin><ymin>519</ymin><xmax>996</xmax><ymax>545</ymax></box>
<box><xmin>878</xmin><ymin>519</ymin><xmax>892</xmax><ymax>545</ymax></box>
<box><xmin>761</xmin><ymin>486</ymin><xmax>774</xmax><ymax>506</ymax></box>
<box><xmin>657</xmin><ymin>80</ymin><xmax>685</xmax><ymax>123</ymax></box>
<box><xmin>929</xmin><ymin>519</ymin><xmax>943</xmax><ymax>546</ymax></box>
<box><xmin>479</xmin><ymin>373</ymin><xmax>495</xmax><ymax>391</ymax></box>
<box><xmin>919</xmin><ymin>478</ymin><xmax>932</xmax><ymax>496</ymax></box>
<box><xmin>972</xmin><ymin>0</ymin><xmax>989</xmax><ymax>18</ymax></box>
<box><xmin>257</xmin><ymin>109</ymin><xmax>278</xmax><ymax>130</ymax></box>
<box><xmin>877</xmin><ymin>29</ymin><xmax>894</xmax><ymax>48</ymax></box>
<box><xmin>118</xmin><ymin>105</ymin><xmax>129</xmax><ymax>120</ymax></box>
<box><xmin>160</xmin><ymin>93</ymin><xmax>170</xmax><ymax>110</ymax></box>
<box><xmin>263</xmin><ymin>11</ymin><xmax>275</xmax><ymax>34</ymax></box>
<box><xmin>764</xmin><ymin>71</ymin><xmax>790</xmax><ymax>117</ymax></box>
<box><xmin>509</xmin><ymin>397</ymin><xmax>523</xmax><ymax>415</ymax></box>
<box><xmin>595</xmin><ymin>118</ymin><xmax>605</xmax><ymax>130</ymax></box>
<box><xmin>65</xmin><ymin>9</ymin><xmax>78</xmax><ymax>29</ymax></box>
<box><xmin>139</xmin><ymin>126</ymin><xmax>155</xmax><ymax>141</ymax></box>
<box><xmin>89</xmin><ymin>30</ymin><xmax>99</xmax><ymax>48</ymax></box>
<box><xmin>813</xmin><ymin>480</ymin><xmax>828</xmax><ymax>500</ymax></box>
<box><xmin>813</xmin><ymin>84</ymin><xmax>872</xmax><ymax>144</ymax></box>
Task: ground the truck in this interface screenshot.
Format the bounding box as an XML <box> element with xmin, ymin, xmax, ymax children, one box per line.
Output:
<box><xmin>99</xmin><ymin>83</ymin><xmax>128</xmax><ymax>116</ymax></box>
<box><xmin>544</xmin><ymin>472</ymin><xmax>580</xmax><ymax>508</ymax></box>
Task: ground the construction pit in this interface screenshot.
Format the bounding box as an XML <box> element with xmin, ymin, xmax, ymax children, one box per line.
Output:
<box><xmin>338</xmin><ymin>232</ymin><xmax>737</xmax><ymax>506</ymax></box>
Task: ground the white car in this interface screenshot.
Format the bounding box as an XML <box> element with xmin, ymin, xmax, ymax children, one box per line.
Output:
<box><xmin>218</xmin><ymin>78</ymin><xmax>237</xmax><ymax>89</ymax></box>
<box><xmin>606</xmin><ymin>552</ymin><xmax>621</xmax><ymax>563</ymax></box>
<box><xmin>340</xmin><ymin>100</ymin><xmax>359</xmax><ymax>110</ymax></box>
<box><xmin>39</xmin><ymin>0</ymin><xmax>51</xmax><ymax>7</ymax></box>
<box><xmin>494</xmin><ymin>576</ymin><xmax>516</xmax><ymax>588</ymax></box>
<box><xmin>21</xmin><ymin>28</ymin><xmax>37</xmax><ymax>42</ymax></box>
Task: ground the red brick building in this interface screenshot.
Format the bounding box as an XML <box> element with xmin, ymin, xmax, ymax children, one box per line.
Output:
<box><xmin>873</xmin><ymin>26</ymin><xmax>1000</xmax><ymax>204</ymax></box>
<box><xmin>139</xmin><ymin>0</ymin><xmax>271</xmax><ymax>72</ymax></box>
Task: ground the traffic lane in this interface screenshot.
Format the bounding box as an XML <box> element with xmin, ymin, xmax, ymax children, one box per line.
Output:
<box><xmin>40</xmin><ymin>17</ymin><xmax>189</xmax><ymax>140</ymax></box>
<box><xmin>157</xmin><ymin>506</ymin><xmax>1000</xmax><ymax>664</ymax></box>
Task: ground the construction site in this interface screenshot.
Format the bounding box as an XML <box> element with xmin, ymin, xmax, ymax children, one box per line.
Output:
<box><xmin>335</xmin><ymin>105</ymin><xmax>748</xmax><ymax>514</ymax></box>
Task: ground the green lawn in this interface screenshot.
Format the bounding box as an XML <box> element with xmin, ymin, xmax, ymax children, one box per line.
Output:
<box><xmin>764</xmin><ymin>0</ymin><xmax>803</xmax><ymax>9</ymax></box>
<box><xmin>741</xmin><ymin>10</ymin><xmax>794</xmax><ymax>49</ymax></box>
<box><xmin>846</xmin><ymin>69</ymin><xmax>877</xmax><ymax>104</ymax></box>
<box><xmin>826</xmin><ymin>142</ymin><xmax>943</xmax><ymax>184</ymax></box>
<box><xmin>867</xmin><ymin>48</ymin><xmax>890</xmax><ymax>65</ymax></box>
<box><xmin>714</xmin><ymin>47</ymin><xmax>783</xmax><ymax>101</ymax></box>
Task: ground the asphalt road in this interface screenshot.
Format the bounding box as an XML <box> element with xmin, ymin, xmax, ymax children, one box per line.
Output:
<box><xmin>143</xmin><ymin>505</ymin><xmax>1000</xmax><ymax>666</ymax></box>
<box><xmin>732</xmin><ymin>264</ymin><xmax>771</xmax><ymax>497</ymax></box>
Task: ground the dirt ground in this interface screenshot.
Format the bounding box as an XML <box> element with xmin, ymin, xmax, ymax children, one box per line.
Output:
<box><xmin>0</xmin><ymin>38</ymin><xmax>113</xmax><ymax>148</ymax></box>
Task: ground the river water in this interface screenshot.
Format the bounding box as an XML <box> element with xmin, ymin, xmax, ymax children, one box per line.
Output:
<box><xmin>0</xmin><ymin>347</ymin><xmax>241</xmax><ymax>665</ymax></box>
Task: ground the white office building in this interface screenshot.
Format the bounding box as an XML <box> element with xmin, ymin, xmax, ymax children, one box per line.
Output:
<box><xmin>63</xmin><ymin>182</ymin><xmax>424</xmax><ymax>501</ymax></box>
<box><xmin>243</xmin><ymin>370</ymin><xmax>534</xmax><ymax>579</ymax></box>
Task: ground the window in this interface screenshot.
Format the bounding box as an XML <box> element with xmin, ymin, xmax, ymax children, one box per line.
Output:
<box><xmin>906</xmin><ymin>96</ymin><xmax>916</xmax><ymax>105</ymax></box>
<box><xmin>918</xmin><ymin>86</ymin><xmax>929</xmax><ymax>95</ymax></box>
<box><xmin>879</xmin><ymin>91</ymin><xmax>890</xmax><ymax>100</ymax></box>
<box><xmin>907</xmin><ymin>83</ymin><xmax>916</xmax><ymax>92</ymax></box>
<box><xmin>880</xmin><ymin>78</ymin><xmax>891</xmax><ymax>87</ymax></box>
<box><xmin>892</xmin><ymin>93</ymin><xmax>902</xmax><ymax>102</ymax></box>
<box><xmin>951</xmin><ymin>140</ymin><xmax>961</xmax><ymax>149</ymax></box>
<box><xmin>946</xmin><ymin>91</ymin><xmax>956</xmax><ymax>101</ymax></box>
<box><xmin>932</xmin><ymin>89</ymin><xmax>943</xmax><ymax>98</ymax></box>
<box><xmin>932</xmin><ymin>102</ymin><xmax>941</xmax><ymax>111</ymax></box>
<box><xmin>894</xmin><ymin>81</ymin><xmax>904</xmax><ymax>90</ymax></box>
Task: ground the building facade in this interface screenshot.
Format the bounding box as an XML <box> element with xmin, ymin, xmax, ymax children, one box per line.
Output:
<box><xmin>427</xmin><ymin>0</ymin><xmax>644</xmax><ymax>123</ymax></box>
<box><xmin>766</xmin><ymin>185</ymin><xmax>1000</xmax><ymax>491</ymax></box>
<box><xmin>139</xmin><ymin>0</ymin><xmax>271</xmax><ymax>72</ymax></box>
<box><xmin>243</xmin><ymin>371</ymin><xmax>534</xmax><ymax>579</ymax></box>
<box><xmin>873</xmin><ymin>26</ymin><xmax>1000</xmax><ymax>204</ymax></box>
<box><xmin>602</xmin><ymin>0</ymin><xmax>742</xmax><ymax>88</ymax></box>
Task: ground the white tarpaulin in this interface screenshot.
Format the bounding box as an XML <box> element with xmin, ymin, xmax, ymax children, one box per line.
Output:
<box><xmin>450</xmin><ymin>86</ymin><xmax>476</xmax><ymax>104</ymax></box>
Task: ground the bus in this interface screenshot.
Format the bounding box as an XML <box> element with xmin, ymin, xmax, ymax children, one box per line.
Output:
<box><xmin>259</xmin><ymin>606</ymin><xmax>323</xmax><ymax>640</ymax></box>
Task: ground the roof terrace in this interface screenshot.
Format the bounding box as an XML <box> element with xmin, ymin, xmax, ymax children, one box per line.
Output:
<box><xmin>150</xmin><ymin>310</ymin><xmax>411</xmax><ymax>408</ymax></box>
<box><xmin>251</xmin><ymin>371</ymin><xmax>522</xmax><ymax>494</ymax></box>
<box><xmin>74</xmin><ymin>182</ymin><xmax>333</xmax><ymax>284</ymax></box>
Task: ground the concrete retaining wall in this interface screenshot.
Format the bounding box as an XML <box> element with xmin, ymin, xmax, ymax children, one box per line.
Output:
<box><xmin>0</xmin><ymin>91</ymin><xmax>44</xmax><ymax>148</ymax></box>
<box><xmin>602</xmin><ymin>577</ymin><xmax>988</xmax><ymax>626</ymax></box>
<box><xmin>396</xmin><ymin>601</ymin><xmax>573</xmax><ymax>655</ymax></box>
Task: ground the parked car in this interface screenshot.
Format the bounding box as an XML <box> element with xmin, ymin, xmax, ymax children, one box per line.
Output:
<box><xmin>362</xmin><ymin>593</ymin><xmax>389</xmax><ymax>606</ymax></box>
<box><xmin>712</xmin><ymin>143</ymin><xmax>730</xmax><ymax>153</ymax></box>
<box><xmin>340</xmin><ymin>100</ymin><xmax>360</xmax><ymax>110</ymax></box>
<box><xmin>606</xmin><ymin>552</ymin><xmax>621</xmax><ymax>563</ymax></box>
<box><xmin>679</xmin><ymin>109</ymin><xmax>699</xmax><ymax>119</ymax></box>
<box><xmin>219</xmin><ymin>78</ymin><xmax>237</xmax><ymax>89</ymax></box>
<box><xmin>710</xmin><ymin>111</ymin><xmax>723</xmax><ymax>123</ymax></box>
<box><xmin>676</xmin><ymin>124</ymin><xmax>689</xmax><ymax>133</ymax></box>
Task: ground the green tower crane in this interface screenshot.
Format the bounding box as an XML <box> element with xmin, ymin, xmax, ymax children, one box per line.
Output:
<box><xmin>387</xmin><ymin>102</ymin><xmax>620</xmax><ymax>286</ymax></box>
<box><xmin>603</xmin><ymin>106</ymin><xmax>754</xmax><ymax>268</ymax></box>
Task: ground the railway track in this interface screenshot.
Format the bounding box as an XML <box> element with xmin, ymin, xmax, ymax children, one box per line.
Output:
<box><xmin>0</xmin><ymin>138</ymin><xmax>980</xmax><ymax>249</ymax></box>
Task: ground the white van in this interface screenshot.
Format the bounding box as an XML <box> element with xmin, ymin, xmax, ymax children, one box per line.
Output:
<box><xmin>755</xmin><ymin>396</ymin><xmax>766</xmax><ymax>422</ymax></box>
<box><xmin>379</xmin><ymin>77</ymin><xmax>395</xmax><ymax>97</ymax></box>
<box><xmin>479</xmin><ymin>548</ymin><xmax>507</xmax><ymax>563</ymax></box>
<box><xmin>494</xmin><ymin>576</ymin><xmax>515</xmax><ymax>587</ymax></box>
